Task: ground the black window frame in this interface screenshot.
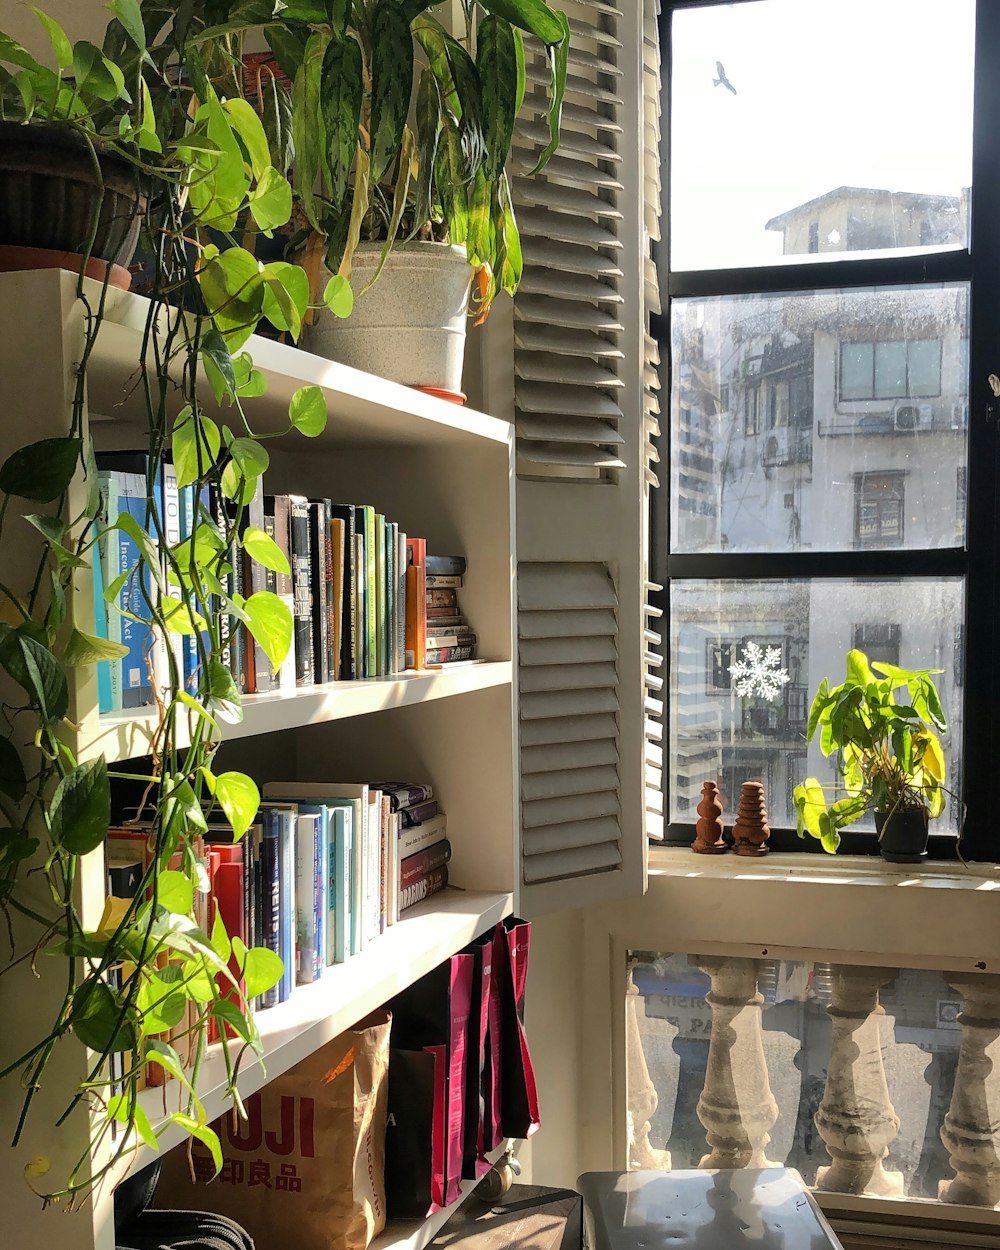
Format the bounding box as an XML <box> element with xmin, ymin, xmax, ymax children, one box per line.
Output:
<box><xmin>652</xmin><ymin>0</ymin><xmax>1000</xmax><ymax>862</ymax></box>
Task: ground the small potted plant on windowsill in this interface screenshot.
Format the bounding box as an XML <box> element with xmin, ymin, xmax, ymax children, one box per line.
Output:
<box><xmin>792</xmin><ymin>648</ymin><xmax>948</xmax><ymax>862</ymax></box>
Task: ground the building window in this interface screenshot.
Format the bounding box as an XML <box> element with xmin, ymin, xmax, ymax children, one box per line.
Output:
<box><xmin>839</xmin><ymin>339</ymin><xmax>942</xmax><ymax>401</ymax></box>
<box><xmin>852</xmin><ymin>623</ymin><xmax>902</xmax><ymax>667</ymax></box>
<box><xmin>854</xmin><ymin>472</ymin><xmax>905</xmax><ymax>547</ymax></box>
<box><xmin>659</xmin><ymin>0</ymin><xmax>981</xmax><ymax>855</ymax></box>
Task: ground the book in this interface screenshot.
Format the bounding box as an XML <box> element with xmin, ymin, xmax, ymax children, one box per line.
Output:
<box><xmin>426</xmin><ymin>632</ymin><xmax>477</xmax><ymax>649</ymax></box>
<box><xmin>405</xmin><ymin>562</ymin><xmax>426</xmax><ymax>669</ymax></box>
<box><xmin>329</xmin><ymin>504</ymin><xmax>357</xmax><ymax>679</ymax></box>
<box><xmin>264</xmin><ymin>494</ymin><xmax>297</xmax><ymax>692</ymax></box>
<box><xmin>245</xmin><ymin>480</ymin><xmax>270</xmax><ymax>694</ymax></box>
<box><xmin>357</xmin><ymin>505</ymin><xmax>377</xmax><ymax>677</ymax></box>
<box><xmin>293</xmin><ymin>805</ymin><xmax>319</xmax><ymax>984</ymax></box>
<box><xmin>399</xmin><ymin>798</ymin><xmax>440</xmax><ymax>827</ymax></box>
<box><xmin>308</xmin><ymin>500</ymin><xmax>331</xmax><ymax>685</ymax></box>
<box><xmin>373</xmin><ymin>781</ymin><xmax>435</xmax><ymax>811</ymax></box>
<box><xmin>399</xmin><ymin>863</ymin><xmax>449</xmax><ymax>913</ymax></box>
<box><xmin>93</xmin><ymin>477</ymin><xmax>116</xmax><ymax>713</ymax></box>
<box><xmin>114</xmin><ymin>469</ymin><xmax>157</xmax><ymax>708</ymax></box>
<box><xmin>289</xmin><ymin>495</ymin><xmax>314</xmax><ymax>685</ymax></box>
<box><xmin>375</xmin><ymin>512</ymin><xmax>386</xmax><ymax>676</ymax></box>
<box><xmin>328</xmin><ymin>804</ymin><xmax>350</xmax><ymax>963</ymax></box>
<box><xmin>366</xmin><ymin>789</ymin><xmax>382</xmax><ymax>947</ymax></box>
<box><xmin>424</xmin><ymin>555</ymin><xmax>466</xmax><ymax>576</ymax></box>
<box><xmin>426</xmin><ymin>645</ymin><xmax>477</xmax><ymax>663</ymax></box>
<box><xmin>426</xmin><ymin>589</ymin><xmax>458</xmax><ymax>608</ymax></box>
<box><xmin>330</xmin><ymin>515</ymin><xmax>345</xmax><ymax>680</ymax></box>
<box><xmin>425</xmin><ymin>574</ymin><xmax>463</xmax><ymax>589</ymax></box>
<box><xmin>400</xmin><ymin>839</ymin><xmax>451</xmax><ymax>888</ymax></box>
<box><xmin>399</xmin><ymin>811</ymin><xmax>448</xmax><ymax>860</ymax></box>
<box><xmin>396</xmin><ymin>527</ymin><xmax>407</xmax><ymax>673</ymax></box>
<box><xmin>355</xmin><ymin>530</ymin><xmax>366</xmax><ymax>677</ymax></box>
<box><xmin>160</xmin><ymin>461</ymin><xmax>186</xmax><ymax>692</ymax></box>
<box><xmin>258</xmin><ymin>809</ymin><xmax>282</xmax><ymax>1009</ymax></box>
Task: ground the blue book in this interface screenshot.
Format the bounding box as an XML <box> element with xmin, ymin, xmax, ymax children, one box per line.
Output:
<box><xmin>327</xmin><ymin>805</ymin><xmax>350</xmax><ymax>965</ymax></box>
<box><xmin>91</xmin><ymin>508</ymin><xmax>114</xmax><ymax>714</ymax></box>
<box><xmin>259</xmin><ymin>810</ymin><xmax>281</xmax><ymax>1009</ymax></box>
<box><xmin>288</xmin><ymin>803</ymin><xmax>327</xmax><ymax>982</ymax></box>
<box><xmin>179</xmin><ymin>482</ymin><xmax>212</xmax><ymax>693</ymax></box>
<box><xmin>116</xmin><ymin>471</ymin><xmax>156</xmax><ymax>708</ymax></box>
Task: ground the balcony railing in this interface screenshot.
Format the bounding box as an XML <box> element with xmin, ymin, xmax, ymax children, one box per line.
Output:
<box><xmin>761</xmin><ymin>428</ymin><xmax>814</xmax><ymax>467</ymax></box>
<box><xmin>817</xmin><ymin>401</ymin><xmax>968</xmax><ymax>439</ymax></box>
<box><xmin>628</xmin><ymin>956</ymin><xmax>1000</xmax><ymax>1209</ymax></box>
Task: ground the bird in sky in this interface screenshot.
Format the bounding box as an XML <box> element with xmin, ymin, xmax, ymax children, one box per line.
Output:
<box><xmin>713</xmin><ymin>61</ymin><xmax>737</xmax><ymax>94</ymax></box>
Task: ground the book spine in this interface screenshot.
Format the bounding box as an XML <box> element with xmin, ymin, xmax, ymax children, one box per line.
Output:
<box><xmin>364</xmin><ymin>507</ymin><xmax>377</xmax><ymax>677</ymax></box>
<box><xmin>117</xmin><ymin>472</ymin><xmax>155</xmax><ymax>708</ymax></box>
<box><xmin>324</xmin><ymin>501</ymin><xmax>336</xmax><ymax>683</ymax></box>
<box><xmin>261</xmin><ymin>814</ymin><xmax>281</xmax><ymax>1009</ymax></box>
<box><xmin>268</xmin><ymin>495</ymin><xmax>297</xmax><ymax>692</ymax></box>
<box><xmin>386</xmin><ymin>521</ymin><xmax>395</xmax><ymax>676</ymax></box>
<box><xmin>398</xmin><ymin>813</ymin><xmax>448</xmax><ymax>859</ymax></box>
<box><xmin>355</xmin><ymin>530</ymin><xmax>366</xmax><ymax>678</ymax></box>
<box><xmin>427</xmin><ymin>645</ymin><xmax>476</xmax><ymax>663</ymax></box>
<box><xmin>400</xmin><ymin>839</ymin><xmax>452</xmax><ymax>888</ymax></box>
<box><xmin>425</xmin><ymin>574</ymin><xmax>463</xmax><ymax>589</ymax></box>
<box><xmin>404</xmin><ymin>562</ymin><xmax>426</xmax><ymax>669</ymax></box>
<box><xmin>426</xmin><ymin>589</ymin><xmax>458</xmax><ymax>608</ymax></box>
<box><xmin>160</xmin><ymin>462</ymin><xmax>186</xmax><ymax>692</ymax></box>
<box><xmin>396</xmin><ymin>528</ymin><xmax>407</xmax><ymax>674</ymax></box>
<box><xmin>247</xmin><ymin>482</ymin><xmax>270</xmax><ymax>693</ymax></box>
<box><xmin>326</xmin><ymin>807</ymin><xmax>340</xmax><ymax>966</ymax></box>
<box><xmin>424</xmin><ymin>555</ymin><xmax>466</xmax><ymax>576</ymax></box>
<box><xmin>398</xmin><ymin>863</ymin><xmax>449</xmax><ymax>914</ymax></box>
<box><xmin>289</xmin><ymin>496</ymin><xmax>314</xmax><ymax>685</ymax></box>
<box><xmin>314</xmin><ymin>808</ymin><xmax>326</xmax><ymax>980</ymax></box>
<box><xmin>399</xmin><ymin>798</ymin><xmax>440</xmax><ymax>827</ymax></box>
<box><xmin>329</xmin><ymin>516</ymin><xmax>343</xmax><ymax>681</ymax></box>
<box><xmin>374</xmin><ymin>514</ymin><xmax>386</xmax><ymax>677</ymax></box>
<box><xmin>376</xmin><ymin>782</ymin><xmax>434</xmax><ymax>810</ymax></box>
<box><xmin>294</xmin><ymin>808</ymin><xmax>317</xmax><ymax>984</ymax></box>
<box><xmin>308</xmin><ymin>501</ymin><xmax>330</xmax><ymax>685</ymax></box>
<box><xmin>93</xmin><ymin>476</ymin><xmax>117</xmax><ymax>713</ymax></box>
<box><xmin>329</xmin><ymin>505</ymin><xmax>356</xmax><ymax>680</ymax></box>
<box><xmin>426</xmin><ymin>632</ymin><xmax>477</xmax><ymax>649</ymax></box>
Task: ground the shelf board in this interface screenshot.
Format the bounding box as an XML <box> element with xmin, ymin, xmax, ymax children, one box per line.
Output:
<box><xmin>370</xmin><ymin>1141</ymin><xmax>511</xmax><ymax>1250</ymax></box>
<box><xmin>67</xmin><ymin>273</ymin><xmax>512</xmax><ymax>450</ymax></box>
<box><xmin>138</xmin><ymin>888</ymin><xmax>513</xmax><ymax>1165</ymax></box>
<box><xmin>84</xmin><ymin>661</ymin><xmax>512</xmax><ymax>763</ymax></box>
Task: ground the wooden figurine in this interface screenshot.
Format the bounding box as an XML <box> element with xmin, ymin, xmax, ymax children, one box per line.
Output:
<box><xmin>692</xmin><ymin>780</ymin><xmax>727</xmax><ymax>854</ymax></box>
<box><xmin>733</xmin><ymin>781</ymin><xmax>770</xmax><ymax>856</ymax></box>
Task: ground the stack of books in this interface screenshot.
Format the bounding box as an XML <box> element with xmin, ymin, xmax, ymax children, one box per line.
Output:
<box><xmin>424</xmin><ymin>556</ymin><xmax>476</xmax><ymax>664</ymax></box>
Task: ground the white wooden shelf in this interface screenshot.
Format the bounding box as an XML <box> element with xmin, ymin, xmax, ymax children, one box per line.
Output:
<box><xmin>136</xmin><ymin>889</ymin><xmax>513</xmax><ymax>1166</ymax></box>
<box><xmin>82</xmin><ymin>662</ymin><xmax>512</xmax><ymax>763</ymax></box>
<box><xmin>74</xmin><ymin>274</ymin><xmax>512</xmax><ymax>451</ymax></box>
<box><xmin>370</xmin><ymin>1141</ymin><xmax>510</xmax><ymax>1250</ymax></box>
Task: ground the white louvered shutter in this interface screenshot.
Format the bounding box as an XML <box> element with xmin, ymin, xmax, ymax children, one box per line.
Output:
<box><xmin>467</xmin><ymin>0</ymin><xmax>663</xmax><ymax>914</ymax></box>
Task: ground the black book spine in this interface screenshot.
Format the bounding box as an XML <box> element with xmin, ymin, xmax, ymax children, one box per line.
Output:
<box><xmin>308</xmin><ymin>501</ymin><xmax>330</xmax><ymax>685</ymax></box>
<box><xmin>289</xmin><ymin>496</ymin><xmax>314</xmax><ymax>685</ymax></box>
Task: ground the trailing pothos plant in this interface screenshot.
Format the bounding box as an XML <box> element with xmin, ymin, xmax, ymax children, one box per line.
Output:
<box><xmin>155</xmin><ymin>0</ymin><xmax>570</xmax><ymax>321</ymax></box>
<box><xmin>0</xmin><ymin>0</ymin><xmax>336</xmax><ymax>1210</ymax></box>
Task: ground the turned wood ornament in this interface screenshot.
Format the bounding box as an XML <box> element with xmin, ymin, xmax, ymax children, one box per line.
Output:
<box><xmin>692</xmin><ymin>780</ymin><xmax>727</xmax><ymax>854</ymax></box>
<box><xmin>732</xmin><ymin>781</ymin><xmax>770</xmax><ymax>856</ymax></box>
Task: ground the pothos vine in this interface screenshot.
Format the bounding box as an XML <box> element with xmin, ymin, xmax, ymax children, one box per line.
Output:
<box><xmin>0</xmin><ymin>0</ymin><xmax>348</xmax><ymax>1210</ymax></box>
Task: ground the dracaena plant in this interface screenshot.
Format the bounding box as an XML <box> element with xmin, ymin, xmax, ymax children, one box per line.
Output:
<box><xmin>165</xmin><ymin>0</ymin><xmax>570</xmax><ymax>320</ymax></box>
<box><xmin>0</xmin><ymin>0</ymin><xmax>329</xmax><ymax>1209</ymax></box>
<box><xmin>792</xmin><ymin>649</ymin><xmax>948</xmax><ymax>854</ymax></box>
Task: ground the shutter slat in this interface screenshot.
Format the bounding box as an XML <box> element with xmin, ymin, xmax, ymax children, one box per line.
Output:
<box><xmin>515</xmin><ymin>324</ymin><xmax>624</xmax><ymax>359</ymax></box>
<box><xmin>520</xmin><ymin>238</ymin><xmax>623</xmax><ymax>277</ymax></box>
<box><xmin>517</xmin><ymin>415</ymin><xmax>624</xmax><ymax>447</ymax></box>
<box><xmin>522</xmin><ymin>738</ymin><xmax>619</xmax><ymax>774</ymax></box>
<box><xmin>522</xmin><ymin>840</ymin><xmax>622</xmax><ymax>884</ymax></box>
<box><xmin>523</xmin><ymin>789</ymin><xmax>621</xmax><ymax>829</ymax></box>
<box><xmin>514</xmin><ymin>153</ymin><xmax>624</xmax><ymax>192</ymax></box>
<box><xmin>551</xmin><ymin>99</ymin><xmax>624</xmax><ymax>132</ymax></box>
<box><xmin>519</xmin><ymin>608</ymin><xmax>618</xmax><ymax>640</ymax></box>
<box><xmin>519</xmin><ymin>562</ymin><xmax>618</xmax><ymax>610</ymax></box>
<box><xmin>516</xmin><ymin>354</ymin><xmax>625</xmax><ymax>389</ymax></box>
<box><xmin>520</xmin><ymin>711</ymin><xmax>620</xmax><ymax>747</ymax></box>
<box><xmin>520</xmin><ymin>661</ymin><xmax>619</xmax><ymax>693</ymax></box>
<box><xmin>525</xmin><ymin>71</ymin><xmax>622</xmax><ymax>106</ymax></box>
<box><xmin>523</xmin><ymin>816</ymin><xmax>621</xmax><ymax>855</ymax></box>
<box><xmin>514</xmin><ymin>179</ymin><xmax>623</xmax><ymax>219</ymax></box>
<box><xmin>516</xmin><ymin>381</ymin><xmax>623</xmax><ymax>418</ymax></box>
<box><xmin>521</xmin><ymin>687</ymin><xmax>620</xmax><ymax>720</ymax></box>
<box><xmin>568</xmin><ymin>17</ymin><xmax>622</xmax><ymax>47</ymax></box>
<box><xmin>515</xmin><ymin>295</ymin><xmax>623</xmax><ymax>331</ymax></box>
<box><xmin>522</xmin><ymin>764</ymin><xmax>620</xmax><ymax>803</ymax></box>
<box><xmin>515</xmin><ymin>124</ymin><xmax>622</xmax><ymax>163</ymax></box>
<box><xmin>516</xmin><ymin>207</ymin><xmax>623</xmax><ymax>249</ymax></box>
<box><xmin>564</xmin><ymin>46</ymin><xmax>624</xmax><ymax>76</ymax></box>
<box><xmin>517</xmin><ymin>444</ymin><xmax>627</xmax><ymax>470</ymax></box>
<box><xmin>517</xmin><ymin>269</ymin><xmax>624</xmax><ymax>304</ymax></box>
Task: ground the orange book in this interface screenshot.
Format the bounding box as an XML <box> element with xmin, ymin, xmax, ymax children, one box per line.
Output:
<box><xmin>405</xmin><ymin>562</ymin><xmax>427</xmax><ymax>669</ymax></box>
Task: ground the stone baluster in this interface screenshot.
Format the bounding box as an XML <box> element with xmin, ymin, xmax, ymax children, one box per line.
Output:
<box><xmin>691</xmin><ymin>955</ymin><xmax>778</xmax><ymax>1169</ymax></box>
<box><xmin>938</xmin><ymin>973</ymin><xmax>1000</xmax><ymax>1209</ymax></box>
<box><xmin>626</xmin><ymin>967</ymin><xmax>671</xmax><ymax>1171</ymax></box>
<box><xmin>814</xmin><ymin>964</ymin><xmax>903</xmax><ymax>1196</ymax></box>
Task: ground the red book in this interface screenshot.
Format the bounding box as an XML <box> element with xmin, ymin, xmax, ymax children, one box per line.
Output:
<box><xmin>214</xmin><ymin>859</ymin><xmax>246</xmax><ymax>1041</ymax></box>
<box><xmin>398</xmin><ymin>863</ymin><xmax>448</xmax><ymax>914</ymax></box>
<box><xmin>400</xmin><ymin>840</ymin><xmax>451</xmax><ymax>889</ymax></box>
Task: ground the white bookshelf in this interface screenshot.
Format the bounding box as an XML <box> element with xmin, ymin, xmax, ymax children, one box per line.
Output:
<box><xmin>0</xmin><ymin>269</ymin><xmax>518</xmax><ymax>1250</ymax></box>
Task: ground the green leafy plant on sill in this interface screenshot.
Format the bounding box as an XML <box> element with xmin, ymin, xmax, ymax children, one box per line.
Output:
<box><xmin>792</xmin><ymin>648</ymin><xmax>947</xmax><ymax>854</ymax></box>
<box><xmin>168</xmin><ymin>0</ymin><xmax>570</xmax><ymax>321</ymax></box>
<box><xmin>0</xmin><ymin>0</ymin><xmax>331</xmax><ymax>1210</ymax></box>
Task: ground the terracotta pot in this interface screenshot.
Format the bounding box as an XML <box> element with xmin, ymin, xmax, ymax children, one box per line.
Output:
<box><xmin>0</xmin><ymin>244</ymin><xmax>133</xmax><ymax>289</ymax></box>
<box><xmin>305</xmin><ymin>242</ymin><xmax>473</xmax><ymax>392</ymax></box>
<box><xmin>875</xmin><ymin>807</ymin><xmax>929</xmax><ymax>863</ymax></box>
<box><xmin>0</xmin><ymin>122</ymin><xmax>144</xmax><ymax>266</ymax></box>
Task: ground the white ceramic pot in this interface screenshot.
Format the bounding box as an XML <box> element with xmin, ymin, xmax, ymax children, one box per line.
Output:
<box><xmin>305</xmin><ymin>241</ymin><xmax>473</xmax><ymax>393</ymax></box>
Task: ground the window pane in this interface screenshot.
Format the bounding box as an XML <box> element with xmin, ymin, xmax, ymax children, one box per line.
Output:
<box><xmin>669</xmin><ymin>0</ymin><xmax>974</xmax><ymax>270</ymax></box>
<box><xmin>669</xmin><ymin>578</ymin><xmax>964</xmax><ymax>832</ymax></box>
<box><xmin>874</xmin><ymin>341</ymin><xmax>908</xmax><ymax>399</ymax></box>
<box><xmin>841</xmin><ymin>343</ymin><xmax>873</xmax><ymax>400</ymax></box>
<box><xmin>669</xmin><ymin>284</ymin><xmax>969</xmax><ymax>554</ymax></box>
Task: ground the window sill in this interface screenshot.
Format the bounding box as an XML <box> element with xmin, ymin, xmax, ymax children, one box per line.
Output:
<box><xmin>619</xmin><ymin>847</ymin><xmax>1000</xmax><ymax>974</ymax></box>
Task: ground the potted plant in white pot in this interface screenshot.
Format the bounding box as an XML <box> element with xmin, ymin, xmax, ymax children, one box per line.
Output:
<box><xmin>792</xmin><ymin>649</ymin><xmax>949</xmax><ymax>861</ymax></box>
<box><xmin>246</xmin><ymin>0</ymin><xmax>570</xmax><ymax>396</ymax></box>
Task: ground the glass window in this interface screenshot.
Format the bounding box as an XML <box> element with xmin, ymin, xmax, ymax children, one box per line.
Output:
<box><xmin>669</xmin><ymin>0</ymin><xmax>975</xmax><ymax>270</ymax></box>
<box><xmin>874</xmin><ymin>341</ymin><xmax>908</xmax><ymax>398</ymax></box>
<box><xmin>855</xmin><ymin>472</ymin><xmax>905</xmax><ymax>547</ymax></box>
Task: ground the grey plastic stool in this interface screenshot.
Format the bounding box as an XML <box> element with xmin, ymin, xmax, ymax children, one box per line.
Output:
<box><xmin>577</xmin><ymin>1168</ymin><xmax>844</xmax><ymax>1249</ymax></box>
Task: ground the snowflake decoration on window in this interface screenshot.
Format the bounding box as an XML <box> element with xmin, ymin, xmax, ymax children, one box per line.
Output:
<box><xmin>729</xmin><ymin>641</ymin><xmax>790</xmax><ymax>702</ymax></box>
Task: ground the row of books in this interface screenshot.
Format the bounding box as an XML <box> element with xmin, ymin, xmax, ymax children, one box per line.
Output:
<box><xmin>104</xmin><ymin>779</ymin><xmax>451</xmax><ymax>1084</ymax></box>
<box><xmin>93</xmin><ymin>454</ymin><xmax>475</xmax><ymax>712</ymax></box>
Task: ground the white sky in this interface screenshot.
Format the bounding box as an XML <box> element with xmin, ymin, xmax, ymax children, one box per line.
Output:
<box><xmin>670</xmin><ymin>0</ymin><xmax>976</xmax><ymax>269</ymax></box>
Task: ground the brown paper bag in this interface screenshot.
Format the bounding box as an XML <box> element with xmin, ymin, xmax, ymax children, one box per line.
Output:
<box><xmin>158</xmin><ymin>1010</ymin><xmax>391</xmax><ymax>1250</ymax></box>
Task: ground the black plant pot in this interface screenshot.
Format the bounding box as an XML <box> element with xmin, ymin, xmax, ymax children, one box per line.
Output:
<box><xmin>0</xmin><ymin>122</ymin><xmax>144</xmax><ymax>266</ymax></box>
<box><xmin>875</xmin><ymin>807</ymin><xmax>929</xmax><ymax>863</ymax></box>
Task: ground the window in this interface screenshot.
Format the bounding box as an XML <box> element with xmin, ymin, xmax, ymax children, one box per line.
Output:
<box><xmin>852</xmin><ymin>622</ymin><xmax>902</xmax><ymax>666</ymax></box>
<box><xmin>854</xmin><ymin>472</ymin><xmax>905</xmax><ymax>547</ymax></box>
<box><xmin>838</xmin><ymin>338</ymin><xmax>942</xmax><ymax>401</ymax></box>
<box><xmin>656</xmin><ymin>0</ymin><xmax>990</xmax><ymax>858</ymax></box>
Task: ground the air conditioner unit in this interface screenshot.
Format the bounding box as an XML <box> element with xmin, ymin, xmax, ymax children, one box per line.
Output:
<box><xmin>893</xmin><ymin>402</ymin><xmax>932</xmax><ymax>432</ymax></box>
